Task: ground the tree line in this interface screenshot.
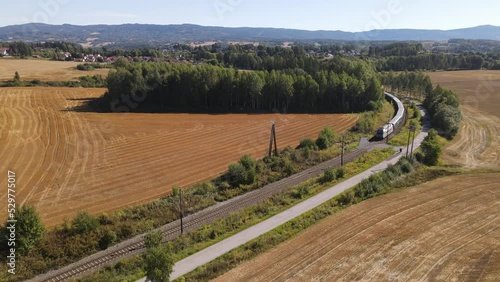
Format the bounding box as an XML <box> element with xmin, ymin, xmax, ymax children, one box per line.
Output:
<box><xmin>374</xmin><ymin>53</ymin><xmax>485</xmax><ymax>71</ymax></box>
<box><xmin>368</xmin><ymin>42</ymin><xmax>424</xmax><ymax>57</ymax></box>
<box><xmin>100</xmin><ymin>59</ymin><xmax>384</xmax><ymax>113</ymax></box>
<box><xmin>424</xmin><ymin>85</ymin><xmax>462</xmax><ymax>139</ymax></box>
<box><xmin>379</xmin><ymin>71</ymin><xmax>433</xmax><ymax>100</ymax></box>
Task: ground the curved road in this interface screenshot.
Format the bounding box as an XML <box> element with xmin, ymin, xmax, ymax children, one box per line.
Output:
<box><xmin>137</xmin><ymin>107</ymin><xmax>430</xmax><ymax>281</ymax></box>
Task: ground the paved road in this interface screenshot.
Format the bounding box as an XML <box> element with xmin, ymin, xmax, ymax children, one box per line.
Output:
<box><xmin>138</xmin><ymin>109</ymin><xmax>430</xmax><ymax>281</ymax></box>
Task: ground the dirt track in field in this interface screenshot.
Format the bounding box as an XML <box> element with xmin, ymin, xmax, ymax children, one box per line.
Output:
<box><xmin>213</xmin><ymin>173</ymin><xmax>500</xmax><ymax>282</ymax></box>
<box><xmin>0</xmin><ymin>87</ymin><xmax>358</xmax><ymax>227</ymax></box>
<box><xmin>0</xmin><ymin>58</ymin><xmax>109</xmax><ymax>81</ymax></box>
<box><xmin>427</xmin><ymin>71</ymin><xmax>500</xmax><ymax>169</ymax></box>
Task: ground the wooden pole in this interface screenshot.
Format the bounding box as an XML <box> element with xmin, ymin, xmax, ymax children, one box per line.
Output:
<box><xmin>406</xmin><ymin>129</ymin><xmax>411</xmax><ymax>158</ymax></box>
<box><xmin>410</xmin><ymin>130</ymin><xmax>416</xmax><ymax>156</ymax></box>
<box><xmin>341</xmin><ymin>135</ymin><xmax>345</xmax><ymax>166</ymax></box>
<box><xmin>268</xmin><ymin>123</ymin><xmax>274</xmax><ymax>156</ymax></box>
<box><xmin>179</xmin><ymin>189</ymin><xmax>184</xmax><ymax>235</ymax></box>
<box><xmin>273</xmin><ymin>123</ymin><xmax>278</xmax><ymax>157</ymax></box>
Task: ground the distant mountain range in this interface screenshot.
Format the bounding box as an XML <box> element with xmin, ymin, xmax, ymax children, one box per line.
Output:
<box><xmin>1</xmin><ymin>23</ymin><xmax>500</xmax><ymax>47</ymax></box>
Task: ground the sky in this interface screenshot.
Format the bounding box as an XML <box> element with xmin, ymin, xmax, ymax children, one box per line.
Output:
<box><xmin>1</xmin><ymin>0</ymin><xmax>499</xmax><ymax>31</ymax></box>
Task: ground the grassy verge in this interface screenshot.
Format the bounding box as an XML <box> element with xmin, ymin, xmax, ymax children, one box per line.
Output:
<box><xmin>73</xmin><ymin>148</ymin><xmax>394</xmax><ymax>282</ymax></box>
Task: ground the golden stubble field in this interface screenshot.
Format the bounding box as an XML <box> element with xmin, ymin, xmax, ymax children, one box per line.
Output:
<box><xmin>214</xmin><ymin>173</ymin><xmax>500</xmax><ymax>282</ymax></box>
<box><xmin>0</xmin><ymin>58</ymin><xmax>109</xmax><ymax>81</ymax></box>
<box><xmin>427</xmin><ymin>70</ymin><xmax>500</xmax><ymax>169</ymax></box>
<box><xmin>0</xmin><ymin>87</ymin><xmax>358</xmax><ymax>227</ymax></box>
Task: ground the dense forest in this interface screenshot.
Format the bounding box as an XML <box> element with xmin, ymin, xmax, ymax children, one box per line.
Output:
<box><xmin>99</xmin><ymin>58</ymin><xmax>383</xmax><ymax>113</ymax></box>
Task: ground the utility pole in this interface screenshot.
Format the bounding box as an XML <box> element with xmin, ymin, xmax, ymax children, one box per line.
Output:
<box><xmin>408</xmin><ymin>124</ymin><xmax>417</xmax><ymax>157</ymax></box>
<box><xmin>273</xmin><ymin>123</ymin><xmax>278</xmax><ymax>157</ymax></box>
<box><xmin>268</xmin><ymin>122</ymin><xmax>278</xmax><ymax>157</ymax></box>
<box><xmin>179</xmin><ymin>188</ymin><xmax>184</xmax><ymax>235</ymax></box>
<box><xmin>341</xmin><ymin>134</ymin><xmax>345</xmax><ymax>166</ymax></box>
<box><xmin>406</xmin><ymin>127</ymin><xmax>412</xmax><ymax>158</ymax></box>
<box><xmin>410</xmin><ymin>125</ymin><xmax>417</xmax><ymax>156</ymax></box>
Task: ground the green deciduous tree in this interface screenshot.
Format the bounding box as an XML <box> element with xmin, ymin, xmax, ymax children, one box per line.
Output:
<box><xmin>144</xmin><ymin>230</ymin><xmax>163</xmax><ymax>249</ymax></box>
<box><xmin>15</xmin><ymin>205</ymin><xmax>45</xmax><ymax>254</ymax></box>
<box><xmin>420</xmin><ymin>129</ymin><xmax>442</xmax><ymax>166</ymax></box>
<box><xmin>144</xmin><ymin>245</ymin><xmax>174</xmax><ymax>282</ymax></box>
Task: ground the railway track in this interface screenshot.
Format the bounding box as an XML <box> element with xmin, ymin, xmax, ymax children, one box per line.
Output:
<box><xmin>30</xmin><ymin>142</ymin><xmax>386</xmax><ymax>282</ymax></box>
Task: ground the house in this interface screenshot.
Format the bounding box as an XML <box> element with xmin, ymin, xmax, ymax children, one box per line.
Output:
<box><xmin>0</xmin><ymin>48</ymin><xmax>10</xmax><ymax>56</ymax></box>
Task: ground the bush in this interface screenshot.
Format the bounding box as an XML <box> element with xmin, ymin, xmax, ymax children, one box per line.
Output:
<box><xmin>399</xmin><ymin>158</ymin><xmax>414</xmax><ymax>173</ymax></box>
<box><xmin>239</xmin><ymin>155</ymin><xmax>256</xmax><ymax>171</ymax></box>
<box><xmin>228</xmin><ymin>163</ymin><xmax>246</xmax><ymax>187</ymax></box>
<box><xmin>292</xmin><ymin>185</ymin><xmax>310</xmax><ymax>199</ymax></box>
<box><xmin>72</xmin><ymin>211</ymin><xmax>100</xmax><ymax>234</ymax></box>
<box><xmin>420</xmin><ymin>129</ymin><xmax>442</xmax><ymax>166</ymax></box>
<box><xmin>338</xmin><ymin>190</ymin><xmax>356</xmax><ymax>206</ymax></box>
<box><xmin>321</xmin><ymin>168</ymin><xmax>336</xmax><ymax>183</ymax></box>
<box><xmin>99</xmin><ymin>230</ymin><xmax>117</xmax><ymax>250</ymax></box>
<box><xmin>298</xmin><ymin>138</ymin><xmax>317</xmax><ymax>149</ymax></box>
<box><xmin>336</xmin><ymin>167</ymin><xmax>345</xmax><ymax>179</ymax></box>
<box><xmin>77</xmin><ymin>64</ymin><xmax>95</xmax><ymax>71</ymax></box>
<box><xmin>355</xmin><ymin>112</ymin><xmax>376</xmax><ymax>133</ymax></box>
<box><xmin>316</xmin><ymin>128</ymin><xmax>337</xmax><ymax>150</ymax></box>
<box><xmin>415</xmin><ymin>151</ymin><xmax>424</xmax><ymax>163</ymax></box>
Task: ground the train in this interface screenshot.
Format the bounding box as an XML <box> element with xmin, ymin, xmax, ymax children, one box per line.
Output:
<box><xmin>376</xmin><ymin>92</ymin><xmax>405</xmax><ymax>139</ymax></box>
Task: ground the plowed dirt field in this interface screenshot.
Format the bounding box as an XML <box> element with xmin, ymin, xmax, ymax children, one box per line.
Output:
<box><xmin>214</xmin><ymin>173</ymin><xmax>500</xmax><ymax>282</ymax></box>
<box><xmin>0</xmin><ymin>87</ymin><xmax>358</xmax><ymax>227</ymax></box>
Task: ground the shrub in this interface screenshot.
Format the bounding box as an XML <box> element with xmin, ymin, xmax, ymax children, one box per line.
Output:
<box><xmin>228</xmin><ymin>163</ymin><xmax>248</xmax><ymax>187</ymax></box>
<box><xmin>239</xmin><ymin>155</ymin><xmax>256</xmax><ymax>171</ymax></box>
<box><xmin>355</xmin><ymin>112</ymin><xmax>376</xmax><ymax>133</ymax></box>
<box><xmin>321</xmin><ymin>168</ymin><xmax>336</xmax><ymax>183</ymax></box>
<box><xmin>336</xmin><ymin>167</ymin><xmax>346</xmax><ymax>179</ymax></box>
<box><xmin>415</xmin><ymin>151</ymin><xmax>424</xmax><ymax>163</ymax></box>
<box><xmin>400</xmin><ymin>158</ymin><xmax>414</xmax><ymax>173</ymax></box>
<box><xmin>99</xmin><ymin>230</ymin><xmax>117</xmax><ymax>250</ymax></box>
<box><xmin>420</xmin><ymin>129</ymin><xmax>442</xmax><ymax>166</ymax></box>
<box><xmin>338</xmin><ymin>190</ymin><xmax>356</xmax><ymax>206</ymax></box>
<box><xmin>72</xmin><ymin>212</ymin><xmax>100</xmax><ymax>234</ymax></box>
<box><xmin>292</xmin><ymin>185</ymin><xmax>310</xmax><ymax>199</ymax></box>
<box><xmin>316</xmin><ymin>128</ymin><xmax>338</xmax><ymax>150</ymax></box>
<box><xmin>302</xmin><ymin>147</ymin><xmax>311</xmax><ymax>159</ymax></box>
<box><xmin>298</xmin><ymin>138</ymin><xmax>317</xmax><ymax>149</ymax></box>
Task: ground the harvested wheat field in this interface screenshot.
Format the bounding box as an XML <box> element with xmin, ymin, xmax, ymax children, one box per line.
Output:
<box><xmin>0</xmin><ymin>58</ymin><xmax>109</xmax><ymax>81</ymax></box>
<box><xmin>0</xmin><ymin>87</ymin><xmax>358</xmax><ymax>227</ymax></box>
<box><xmin>427</xmin><ymin>71</ymin><xmax>500</xmax><ymax>169</ymax></box>
<box><xmin>214</xmin><ymin>173</ymin><xmax>500</xmax><ymax>282</ymax></box>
